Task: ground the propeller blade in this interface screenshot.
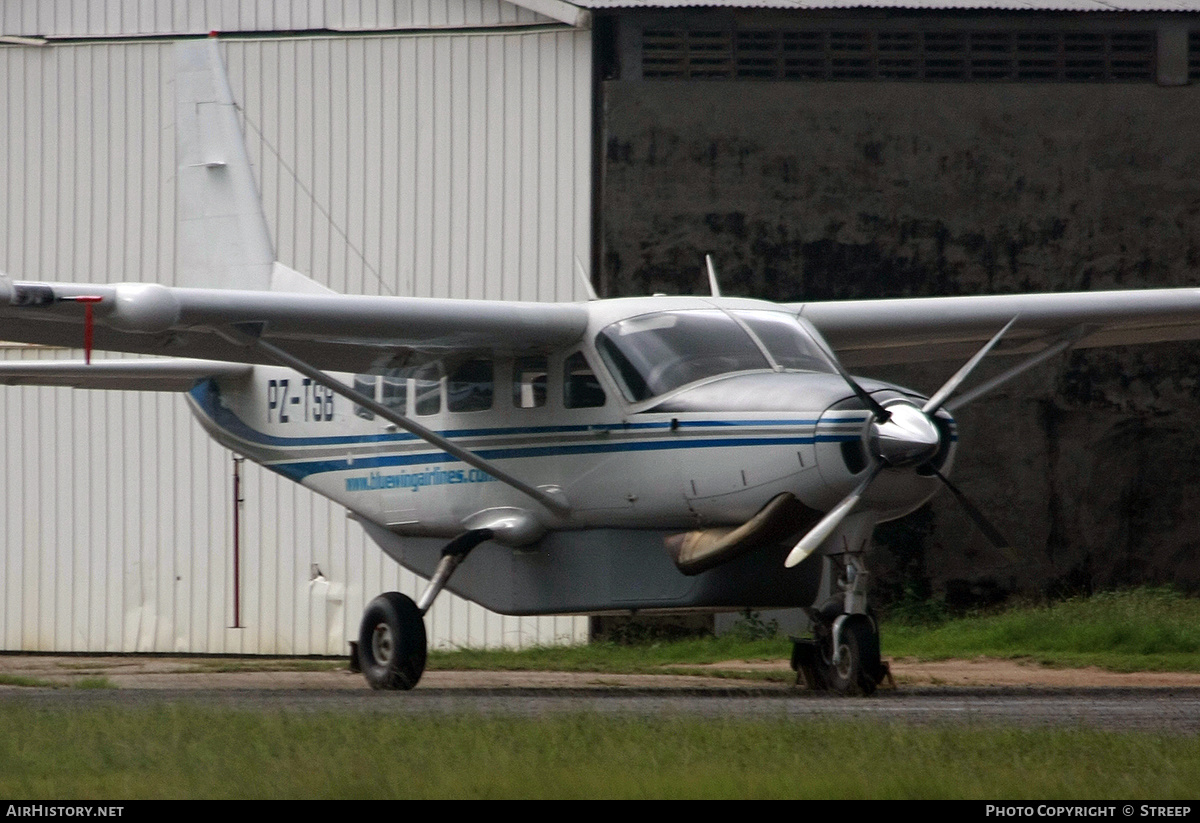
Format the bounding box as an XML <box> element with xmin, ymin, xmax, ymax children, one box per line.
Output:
<box><xmin>808</xmin><ymin>335</ymin><xmax>892</xmax><ymax>422</ymax></box>
<box><xmin>802</xmin><ymin>317</ymin><xmax>895</xmax><ymax>422</ymax></box>
<box><xmin>836</xmin><ymin>361</ymin><xmax>892</xmax><ymax>422</ymax></box>
<box><xmin>932</xmin><ymin>469</ymin><xmax>1014</xmax><ymax>557</ymax></box>
<box><xmin>944</xmin><ymin>328</ymin><xmax>1085</xmax><ymax>413</ymax></box>
<box><xmin>922</xmin><ymin>316</ymin><xmax>1018</xmax><ymax>415</ymax></box>
<box><xmin>785</xmin><ymin>464</ymin><xmax>883</xmax><ymax>568</ymax></box>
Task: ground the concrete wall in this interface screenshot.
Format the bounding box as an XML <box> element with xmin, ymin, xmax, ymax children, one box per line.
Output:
<box><xmin>600</xmin><ymin>78</ymin><xmax>1200</xmax><ymax>602</ymax></box>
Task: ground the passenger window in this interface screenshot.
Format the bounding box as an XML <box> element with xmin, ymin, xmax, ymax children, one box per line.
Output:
<box><xmin>513</xmin><ymin>356</ymin><xmax>548</xmax><ymax>409</ymax></box>
<box><xmin>448</xmin><ymin>359</ymin><xmax>493</xmax><ymax>412</ymax></box>
<box><xmin>564</xmin><ymin>351</ymin><xmax>606</xmax><ymax>409</ymax></box>
<box><xmin>381</xmin><ymin>370</ymin><xmax>408</xmax><ymax>414</ymax></box>
<box><xmin>414</xmin><ymin>363</ymin><xmax>442</xmax><ymax>416</ymax></box>
<box><xmin>352</xmin><ymin>374</ymin><xmax>377</xmax><ymax>420</ymax></box>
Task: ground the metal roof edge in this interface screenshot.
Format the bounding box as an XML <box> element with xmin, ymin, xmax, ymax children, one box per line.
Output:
<box><xmin>572</xmin><ymin>1</ymin><xmax>1200</xmax><ymax>13</ymax></box>
<box><xmin>511</xmin><ymin>0</ymin><xmax>592</xmax><ymax>26</ymax></box>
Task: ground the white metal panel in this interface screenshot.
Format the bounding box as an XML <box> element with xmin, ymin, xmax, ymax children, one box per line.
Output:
<box><xmin>0</xmin><ymin>27</ymin><xmax>592</xmax><ymax>654</ymax></box>
<box><xmin>223</xmin><ymin>33</ymin><xmax>592</xmax><ymax>301</ymax></box>
<box><xmin>0</xmin><ymin>0</ymin><xmax>557</xmax><ymax>37</ymax></box>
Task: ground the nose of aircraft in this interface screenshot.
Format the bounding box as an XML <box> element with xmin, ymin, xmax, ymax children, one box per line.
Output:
<box><xmin>869</xmin><ymin>401</ymin><xmax>941</xmax><ymax>468</ymax></box>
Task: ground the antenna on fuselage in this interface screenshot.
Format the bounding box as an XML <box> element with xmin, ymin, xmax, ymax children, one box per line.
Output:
<box><xmin>705</xmin><ymin>254</ymin><xmax>722</xmax><ymax>297</ymax></box>
<box><xmin>575</xmin><ymin>257</ymin><xmax>599</xmax><ymax>301</ymax></box>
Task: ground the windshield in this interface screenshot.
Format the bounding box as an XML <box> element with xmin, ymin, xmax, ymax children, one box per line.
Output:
<box><xmin>596</xmin><ymin>309</ymin><xmax>833</xmax><ymax>402</ymax></box>
<box><xmin>737</xmin><ymin>310</ymin><xmax>837</xmax><ymax>373</ymax></box>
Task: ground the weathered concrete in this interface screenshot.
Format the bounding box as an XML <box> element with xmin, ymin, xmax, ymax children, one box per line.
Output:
<box><xmin>601</xmin><ymin>79</ymin><xmax>1200</xmax><ymax>602</ymax></box>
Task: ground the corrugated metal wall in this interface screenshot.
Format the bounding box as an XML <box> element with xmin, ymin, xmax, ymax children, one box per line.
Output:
<box><xmin>0</xmin><ymin>0</ymin><xmax>552</xmax><ymax>36</ymax></box>
<box><xmin>0</xmin><ymin>1</ymin><xmax>592</xmax><ymax>654</ymax></box>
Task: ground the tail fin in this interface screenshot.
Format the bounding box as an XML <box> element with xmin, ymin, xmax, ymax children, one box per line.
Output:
<box><xmin>175</xmin><ymin>38</ymin><xmax>331</xmax><ymax>295</ymax></box>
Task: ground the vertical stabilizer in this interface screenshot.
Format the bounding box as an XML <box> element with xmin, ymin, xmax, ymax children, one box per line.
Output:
<box><xmin>175</xmin><ymin>38</ymin><xmax>275</xmax><ymax>291</ymax></box>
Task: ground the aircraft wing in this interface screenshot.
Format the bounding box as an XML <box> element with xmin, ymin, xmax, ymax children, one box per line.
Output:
<box><xmin>5</xmin><ymin>277</ymin><xmax>1199</xmax><ymax>374</ymax></box>
<box><xmin>794</xmin><ymin>289</ymin><xmax>1200</xmax><ymax>367</ymax></box>
<box><xmin>0</xmin><ymin>279</ymin><xmax>590</xmax><ymax>375</ymax></box>
<box><xmin>0</xmin><ymin>358</ymin><xmax>252</xmax><ymax>391</ymax></box>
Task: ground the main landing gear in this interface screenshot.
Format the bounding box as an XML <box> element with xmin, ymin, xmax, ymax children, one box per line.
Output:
<box><xmin>358</xmin><ymin>591</ymin><xmax>427</xmax><ymax>690</ymax></box>
<box><xmin>356</xmin><ymin>529</ymin><xmax>493</xmax><ymax>690</ymax></box>
<box><xmin>790</xmin><ymin>548</ymin><xmax>890</xmax><ymax>696</ymax></box>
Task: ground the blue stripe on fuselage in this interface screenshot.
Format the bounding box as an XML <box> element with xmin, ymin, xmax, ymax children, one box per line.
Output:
<box><xmin>189</xmin><ymin>379</ymin><xmax>956</xmax><ymax>483</ymax></box>
<box><xmin>188</xmin><ymin>380</ymin><xmax>833</xmax><ymax>447</ymax></box>
<box><xmin>272</xmin><ymin>435</ymin><xmax>825</xmax><ymax>481</ymax></box>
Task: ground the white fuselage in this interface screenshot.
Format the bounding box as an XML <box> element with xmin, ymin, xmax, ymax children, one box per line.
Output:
<box><xmin>185</xmin><ymin>296</ymin><xmax>956</xmax><ymax>550</ymax></box>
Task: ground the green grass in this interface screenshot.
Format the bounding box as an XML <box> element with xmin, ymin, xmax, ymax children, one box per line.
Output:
<box><xmin>73</xmin><ymin>677</ymin><xmax>117</xmax><ymax>690</ymax></box>
<box><xmin>425</xmin><ymin>588</ymin><xmax>1200</xmax><ymax>676</ymax></box>
<box><xmin>884</xmin><ymin>588</ymin><xmax>1200</xmax><ymax>672</ymax></box>
<box><xmin>0</xmin><ymin>674</ymin><xmax>57</xmax><ymax>688</ymax></box>
<box><xmin>0</xmin><ymin>705</ymin><xmax>1196</xmax><ymax>799</ymax></box>
<box><xmin>0</xmin><ymin>589</ymin><xmax>1196</xmax><ymax>798</ymax></box>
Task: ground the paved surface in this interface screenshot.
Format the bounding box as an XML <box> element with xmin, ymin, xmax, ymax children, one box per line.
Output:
<box><xmin>3</xmin><ymin>654</ymin><xmax>1199</xmax><ymax>732</ymax></box>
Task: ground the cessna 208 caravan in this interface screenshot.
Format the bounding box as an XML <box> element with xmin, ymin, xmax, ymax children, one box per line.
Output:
<box><xmin>3</xmin><ymin>39</ymin><xmax>1200</xmax><ymax>695</ymax></box>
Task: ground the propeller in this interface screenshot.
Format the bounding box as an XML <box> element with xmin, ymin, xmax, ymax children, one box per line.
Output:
<box><xmin>784</xmin><ymin>317</ymin><xmax>1018</xmax><ymax>568</ymax></box>
<box><xmin>808</xmin><ymin>320</ymin><xmax>893</xmax><ymax>423</ymax></box>
<box><xmin>931</xmin><ymin>468</ymin><xmax>1011</xmax><ymax>555</ymax></box>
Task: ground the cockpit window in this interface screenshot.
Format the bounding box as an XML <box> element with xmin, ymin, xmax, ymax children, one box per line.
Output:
<box><xmin>596</xmin><ymin>310</ymin><xmax>833</xmax><ymax>402</ymax></box>
<box><xmin>596</xmin><ymin>311</ymin><xmax>768</xmax><ymax>402</ymax></box>
<box><xmin>738</xmin><ymin>311</ymin><xmax>835</xmax><ymax>373</ymax></box>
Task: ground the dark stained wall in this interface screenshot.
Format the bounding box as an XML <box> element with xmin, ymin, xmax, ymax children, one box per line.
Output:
<box><xmin>599</xmin><ymin>73</ymin><xmax>1200</xmax><ymax>603</ymax></box>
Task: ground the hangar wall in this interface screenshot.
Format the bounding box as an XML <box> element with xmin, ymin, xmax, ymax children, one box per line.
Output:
<box><xmin>0</xmin><ymin>1</ymin><xmax>592</xmax><ymax>653</ymax></box>
<box><xmin>599</xmin><ymin>14</ymin><xmax>1200</xmax><ymax>601</ymax></box>
<box><xmin>0</xmin><ymin>0</ymin><xmax>552</xmax><ymax>35</ymax></box>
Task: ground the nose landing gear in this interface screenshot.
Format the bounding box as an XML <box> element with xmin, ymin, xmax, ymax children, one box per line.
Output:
<box><xmin>356</xmin><ymin>528</ymin><xmax>493</xmax><ymax>690</ymax></box>
<box><xmin>790</xmin><ymin>544</ymin><xmax>889</xmax><ymax>696</ymax></box>
<box><xmin>792</xmin><ymin>612</ymin><xmax>887</xmax><ymax>696</ymax></box>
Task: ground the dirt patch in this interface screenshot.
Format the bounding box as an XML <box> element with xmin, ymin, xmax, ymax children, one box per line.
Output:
<box><xmin>668</xmin><ymin>657</ymin><xmax>1200</xmax><ymax>689</ymax></box>
<box><xmin>3</xmin><ymin>654</ymin><xmax>1199</xmax><ymax>691</ymax></box>
<box><xmin>887</xmin><ymin>657</ymin><xmax>1200</xmax><ymax>688</ymax></box>
<box><xmin>0</xmin><ymin>655</ymin><xmax>783</xmax><ymax>691</ymax></box>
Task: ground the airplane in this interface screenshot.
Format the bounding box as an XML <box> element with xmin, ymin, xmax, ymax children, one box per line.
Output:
<box><xmin>3</xmin><ymin>37</ymin><xmax>1200</xmax><ymax>695</ymax></box>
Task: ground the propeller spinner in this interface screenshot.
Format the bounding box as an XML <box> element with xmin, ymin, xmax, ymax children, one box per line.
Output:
<box><xmin>870</xmin><ymin>401</ymin><xmax>941</xmax><ymax>468</ymax></box>
<box><xmin>785</xmin><ymin>317</ymin><xmax>1019</xmax><ymax>568</ymax></box>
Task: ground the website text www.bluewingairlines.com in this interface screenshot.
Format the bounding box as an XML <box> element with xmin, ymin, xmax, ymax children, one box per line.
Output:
<box><xmin>345</xmin><ymin>467</ymin><xmax>496</xmax><ymax>493</ymax></box>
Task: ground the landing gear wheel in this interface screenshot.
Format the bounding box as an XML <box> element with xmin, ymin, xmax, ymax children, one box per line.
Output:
<box><xmin>357</xmin><ymin>592</ymin><xmax>427</xmax><ymax>691</ymax></box>
<box><xmin>822</xmin><ymin>614</ymin><xmax>882</xmax><ymax>697</ymax></box>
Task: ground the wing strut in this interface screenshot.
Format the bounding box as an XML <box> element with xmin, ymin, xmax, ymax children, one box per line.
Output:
<box><xmin>229</xmin><ymin>325</ymin><xmax>571</xmax><ymax>517</ymax></box>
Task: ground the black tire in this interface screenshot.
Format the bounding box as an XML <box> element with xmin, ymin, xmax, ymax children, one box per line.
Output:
<box><xmin>357</xmin><ymin>592</ymin><xmax>427</xmax><ymax>691</ymax></box>
<box><xmin>822</xmin><ymin>614</ymin><xmax>882</xmax><ymax>697</ymax></box>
